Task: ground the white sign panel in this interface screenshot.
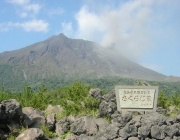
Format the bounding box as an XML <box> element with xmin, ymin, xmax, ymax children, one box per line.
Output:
<box><xmin>115</xmin><ymin>86</ymin><xmax>158</xmax><ymax>111</ymax></box>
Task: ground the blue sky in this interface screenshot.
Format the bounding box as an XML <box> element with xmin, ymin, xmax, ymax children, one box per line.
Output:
<box><xmin>0</xmin><ymin>0</ymin><xmax>180</xmax><ymax>77</ymax></box>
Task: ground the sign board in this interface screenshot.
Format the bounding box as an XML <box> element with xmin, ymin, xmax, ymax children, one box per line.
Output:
<box><xmin>115</xmin><ymin>86</ymin><xmax>159</xmax><ymax>112</ymax></box>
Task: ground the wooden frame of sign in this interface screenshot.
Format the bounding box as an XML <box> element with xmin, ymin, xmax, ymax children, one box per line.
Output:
<box><xmin>115</xmin><ymin>86</ymin><xmax>159</xmax><ymax>112</ymax></box>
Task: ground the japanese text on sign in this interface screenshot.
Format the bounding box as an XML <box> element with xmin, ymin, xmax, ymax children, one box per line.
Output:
<box><xmin>118</xmin><ymin>89</ymin><xmax>155</xmax><ymax>108</ymax></box>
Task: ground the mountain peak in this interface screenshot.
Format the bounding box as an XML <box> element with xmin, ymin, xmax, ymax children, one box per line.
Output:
<box><xmin>0</xmin><ymin>34</ymin><xmax>167</xmax><ymax>82</ymax></box>
<box><xmin>58</xmin><ymin>33</ymin><xmax>68</xmax><ymax>38</ymax></box>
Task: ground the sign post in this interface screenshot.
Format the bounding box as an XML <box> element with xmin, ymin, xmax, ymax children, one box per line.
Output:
<box><xmin>115</xmin><ymin>86</ymin><xmax>159</xmax><ymax>112</ymax></box>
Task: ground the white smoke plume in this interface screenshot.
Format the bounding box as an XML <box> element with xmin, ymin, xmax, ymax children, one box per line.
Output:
<box><xmin>62</xmin><ymin>0</ymin><xmax>179</xmax><ymax>61</ymax></box>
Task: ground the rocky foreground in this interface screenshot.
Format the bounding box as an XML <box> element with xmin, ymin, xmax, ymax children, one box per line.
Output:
<box><xmin>0</xmin><ymin>89</ymin><xmax>180</xmax><ymax>140</ymax></box>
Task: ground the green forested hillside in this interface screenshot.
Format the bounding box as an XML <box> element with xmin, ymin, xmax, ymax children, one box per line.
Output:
<box><xmin>0</xmin><ymin>71</ymin><xmax>180</xmax><ymax>96</ymax></box>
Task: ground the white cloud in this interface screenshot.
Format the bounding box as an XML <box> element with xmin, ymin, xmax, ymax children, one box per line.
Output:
<box><xmin>25</xmin><ymin>3</ymin><xmax>41</xmax><ymax>14</ymax></box>
<box><xmin>0</xmin><ymin>22</ymin><xmax>18</xmax><ymax>31</ymax></box>
<box><xmin>16</xmin><ymin>19</ymin><xmax>49</xmax><ymax>32</ymax></box>
<box><xmin>0</xmin><ymin>19</ymin><xmax>49</xmax><ymax>32</ymax></box>
<box><xmin>6</xmin><ymin>0</ymin><xmax>30</xmax><ymax>5</ymax></box>
<box><xmin>19</xmin><ymin>12</ymin><xmax>27</xmax><ymax>18</ymax></box>
<box><xmin>6</xmin><ymin>0</ymin><xmax>42</xmax><ymax>18</ymax></box>
<box><xmin>48</xmin><ymin>8</ymin><xmax>64</xmax><ymax>16</ymax></box>
<box><xmin>75</xmin><ymin>6</ymin><xmax>105</xmax><ymax>39</ymax></box>
<box><xmin>0</xmin><ymin>23</ymin><xmax>9</xmax><ymax>32</ymax></box>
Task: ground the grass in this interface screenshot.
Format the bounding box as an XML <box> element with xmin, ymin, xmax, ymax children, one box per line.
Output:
<box><xmin>41</xmin><ymin>125</ymin><xmax>58</xmax><ymax>138</ymax></box>
<box><xmin>60</xmin><ymin>131</ymin><xmax>73</xmax><ymax>139</ymax></box>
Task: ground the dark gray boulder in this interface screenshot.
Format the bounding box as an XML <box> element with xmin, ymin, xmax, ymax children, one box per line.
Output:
<box><xmin>94</xmin><ymin>118</ymin><xmax>109</xmax><ymax>132</ymax></box>
<box><xmin>132</xmin><ymin>115</ymin><xmax>142</xmax><ymax>128</ymax></box>
<box><xmin>176</xmin><ymin>114</ymin><xmax>180</xmax><ymax>122</ymax></box>
<box><xmin>94</xmin><ymin>125</ymin><xmax>119</xmax><ymax>140</ymax></box>
<box><xmin>141</xmin><ymin>112</ymin><xmax>166</xmax><ymax>126</ymax></box>
<box><xmin>98</xmin><ymin>101</ymin><xmax>117</xmax><ymax>117</ymax></box>
<box><xmin>0</xmin><ymin>99</ymin><xmax>22</xmax><ymax>135</ymax></box>
<box><xmin>121</xmin><ymin>112</ymin><xmax>132</xmax><ymax>123</ymax></box>
<box><xmin>151</xmin><ymin>125</ymin><xmax>165</xmax><ymax>139</ymax></box>
<box><xmin>56</xmin><ymin>117</ymin><xmax>70</xmax><ymax>136</ymax></box>
<box><xmin>22</xmin><ymin>107</ymin><xmax>45</xmax><ymax>128</ymax></box>
<box><xmin>138</xmin><ymin>125</ymin><xmax>151</xmax><ymax>139</ymax></box>
<box><xmin>114</xmin><ymin>137</ymin><xmax>123</xmax><ymax>140</ymax></box>
<box><xmin>0</xmin><ymin>99</ymin><xmax>22</xmax><ymax>119</ymax></box>
<box><xmin>128</xmin><ymin>137</ymin><xmax>139</xmax><ymax>140</ymax></box>
<box><xmin>0</xmin><ymin>129</ymin><xmax>6</xmax><ymax>140</ymax></box>
<box><xmin>89</xmin><ymin>88</ymin><xmax>102</xmax><ymax>100</ymax></box>
<box><xmin>64</xmin><ymin>134</ymin><xmax>77</xmax><ymax>140</ymax></box>
<box><xmin>15</xmin><ymin>128</ymin><xmax>44</xmax><ymax>140</ymax></box>
<box><xmin>166</xmin><ymin>118</ymin><xmax>176</xmax><ymax>125</ymax></box>
<box><xmin>119</xmin><ymin>123</ymin><xmax>137</xmax><ymax>139</ymax></box>
<box><xmin>46</xmin><ymin>113</ymin><xmax>55</xmax><ymax>131</ymax></box>
<box><xmin>102</xmin><ymin>89</ymin><xmax>116</xmax><ymax>103</ymax></box>
<box><xmin>70</xmin><ymin>115</ymin><xmax>97</xmax><ymax>136</ymax></box>
<box><xmin>111</xmin><ymin>113</ymin><xmax>124</xmax><ymax>128</ymax></box>
<box><xmin>77</xmin><ymin>134</ymin><xmax>94</xmax><ymax>140</ymax></box>
<box><xmin>164</xmin><ymin>137</ymin><xmax>173</xmax><ymax>140</ymax></box>
<box><xmin>111</xmin><ymin>112</ymin><xmax>132</xmax><ymax>128</ymax></box>
<box><xmin>163</xmin><ymin>124</ymin><xmax>179</xmax><ymax>138</ymax></box>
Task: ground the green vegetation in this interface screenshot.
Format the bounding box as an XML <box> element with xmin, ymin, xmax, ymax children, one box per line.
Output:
<box><xmin>0</xmin><ymin>64</ymin><xmax>179</xmax><ymax>94</ymax></box>
<box><xmin>158</xmin><ymin>90</ymin><xmax>180</xmax><ymax>116</ymax></box>
<box><xmin>0</xmin><ymin>81</ymin><xmax>100</xmax><ymax>117</ymax></box>
<box><xmin>1</xmin><ymin>80</ymin><xmax>180</xmax><ymax>116</ymax></box>
<box><xmin>60</xmin><ymin>131</ymin><xmax>73</xmax><ymax>139</ymax></box>
<box><xmin>1</xmin><ymin>81</ymin><xmax>180</xmax><ymax>139</ymax></box>
<box><xmin>41</xmin><ymin>125</ymin><xmax>57</xmax><ymax>138</ymax></box>
<box><xmin>1</xmin><ymin>81</ymin><xmax>100</xmax><ymax>139</ymax></box>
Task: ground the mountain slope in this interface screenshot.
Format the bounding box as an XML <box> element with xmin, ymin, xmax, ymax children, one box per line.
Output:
<box><xmin>0</xmin><ymin>33</ymin><xmax>166</xmax><ymax>84</ymax></box>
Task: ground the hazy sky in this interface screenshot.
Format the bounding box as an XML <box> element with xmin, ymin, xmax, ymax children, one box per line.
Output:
<box><xmin>0</xmin><ymin>0</ymin><xmax>180</xmax><ymax>76</ymax></box>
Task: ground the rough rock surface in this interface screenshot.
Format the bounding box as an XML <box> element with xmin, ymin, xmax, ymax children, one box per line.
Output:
<box><xmin>95</xmin><ymin>125</ymin><xmax>119</xmax><ymax>140</ymax></box>
<box><xmin>151</xmin><ymin>125</ymin><xmax>165</xmax><ymax>139</ymax></box>
<box><xmin>44</xmin><ymin>104</ymin><xmax>63</xmax><ymax>121</ymax></box>
<box><xmin>119</xmin><ymin>122</ymin><xmax>137</xmax><ymax>139</ymax></box>
<box><xmin>163</xmin><ymin>124</ymin><xmax>179</xmax><ymax>138</ymax></box>
<box><xmin>0</xmin><ymin>99</ymin><xmax>22</xmax><ymax>135</ymax></box>
<box><xmin>22</xmin><ymin>107</ymin><xmax>45</xmax><ymax>128</ymax></box>
<box><xmin>138</xmin><ymin>124</ymin><xmax>151</xmax><ymax>138</ymax></box>
<box><xmin>89</xmin><ymin>88</ymin><xmax>102</xmax><ymax>100</ymax></box>
<box><xmin>56</xmin><ymin>117</ymin><xmax>70</xmax><ymax>136</ymax></box>
<box><xmin>111</xmin><ymin>112</ymin><xmax>132</xmax><ymax>128</ymax></box>
<box><xmin>141</xmin><ymin>112</ymin><xmax>166</xmax><ymax>126</ymax></box>
<box><xmin>102</xmin><ymin>89</ymin><xmax>116</xmax><ymax>103</ymax></box>
<box><xmin>46</xmin><ymin>113</ymin><xmax>55</xmax><ymax>130</ymax></box>
<box><xmin>70</xmin><ymin>115</ymin><xmax>97</xmax><ymax>136</ymax></box>
<box><xmin>15</xmin><ymin>128</ymin><xmax>44</xmax><ymax>140</ymax></box>
<box><xmin>98</xmin><ymin>101</ymin><xmax>117</xmax><ymax>117</ymax></box>
<box><xmin>0</xmin><ymin>99</ymin><xmax>22</xmax><ymax>119</ymax></box>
